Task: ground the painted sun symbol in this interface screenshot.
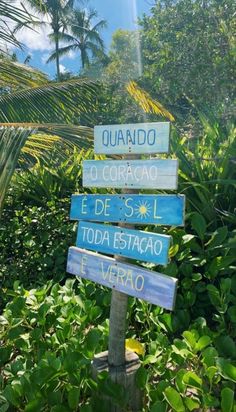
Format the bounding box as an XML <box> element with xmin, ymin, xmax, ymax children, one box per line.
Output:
<box><xmin>135</xmin><ymin>201</ymin><xmax>151</xmax><ymax>219</ymax></box>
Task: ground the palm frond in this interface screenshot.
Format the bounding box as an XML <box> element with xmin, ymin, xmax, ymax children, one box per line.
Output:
<box><xmin>0</xmin><ymin>123</ymin><xmax>94</xmax><ymax>214</ymax></box>
<box><xmin>0</xmin><ymin>58</ymin><xmax>48</xmax><ymax>89</ymax></box>
<box><xmin>47</xmin><ymin>44</ymin><xmax>76</xmax><ymax>63</ymax></box>
<box><xmin>0</xmin><ymin>0</ymin><xmax>34</xmax><ymax>51</ymax></box>
<box><xmin>0</xmin><ymin>126</ymin><xmax>36</xmax><ymax>215</ymax></box>
<box><xmin>20</xmin><ymin>133</ymin><xmax>61</xmax><ymax>164</ymax></box>
<box><xmin>0</xmin><ymin>78</ymin><xmax>100</xmax><ymax>123</ymax></box>
<box><xmin>0</xmin><ymin>123</ymin><xmax>93</xmax><ymax>148</ymax></box>
<box><xmin>126</xmin><ymin>81</ymin><xmax>175</xmax><ymax>121</ymax></box>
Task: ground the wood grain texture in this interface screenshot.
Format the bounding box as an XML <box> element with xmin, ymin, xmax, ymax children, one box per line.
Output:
<box><xmin>83</xmin><ymin>159</ymin><xmax>178</xmax><ymax>189</ymax></box>
<box><xmin>67</xmin><ymin>247</ymin><xmax>178</xmax><ymax>310</ymax></box>
<box><xmin>76</xmin><ymin>221</ymin><xmax>171</xmax><ymax>265</ymax></box>
<box><xmin>70</xmin><ymin>194</ymin><xmax>185</xmax><ymax>226</ymax></box>
<box><xmin>94</xmin><ymin>122</ymin><xmax>170</xmax><ymax>155</ymax></box>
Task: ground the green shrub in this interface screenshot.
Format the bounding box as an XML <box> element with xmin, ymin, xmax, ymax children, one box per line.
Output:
<box><xmin>0</xmin><ymin>199</ymin><xmax>75</xmax><ymax>310</ymax></box>
<box><xmin>0</xmin><ymin>279</ymin><xmax>111</xmax><ymax>412</ymax></box>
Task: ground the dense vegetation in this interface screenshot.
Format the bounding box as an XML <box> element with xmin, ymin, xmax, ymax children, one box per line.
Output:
<box><xmin>0</xmin><ymin>0</ymin><xmax>235</xmax><ymax>411</ymax></box>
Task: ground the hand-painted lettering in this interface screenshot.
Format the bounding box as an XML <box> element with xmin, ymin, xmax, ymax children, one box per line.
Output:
<box><xmin>81</xmin><ymin>196</ymin><xmax>87</xmax><ymax>215</ymax></box>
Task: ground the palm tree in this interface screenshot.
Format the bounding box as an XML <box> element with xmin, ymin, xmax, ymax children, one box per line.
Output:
<box><xmin>47</xmin><ymin>8</ymin><xmax>106</xmax><ymax>70</ymax></box>
<box><xmin>24</xmin><ymin>0</ymin><xmax>74</xmax><ymax>80</ymax></box>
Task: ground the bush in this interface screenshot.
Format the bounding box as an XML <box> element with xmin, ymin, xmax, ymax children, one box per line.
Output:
<box><xmin>0</xmin><ymin>279</ymin><xmax>111</xmax><ymax>412</ymax></box>
<box><xmin>0</xmin><ymin>199</ymin><xmax>75</xmax><ymax>310</ymax></box>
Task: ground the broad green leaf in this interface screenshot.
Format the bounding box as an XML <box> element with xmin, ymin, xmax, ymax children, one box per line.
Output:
<box><xmin>191</xmin><ymin>213</ymin><xmax>206</xmax><ymax>240</ymax></box>
<box><xmin>182</xmin><ymin>372</ymin><xmax>203</xmax><ymax>391</ymax></box>
<box><xmin>150</xmin><ymin>400</ymin><xmax>167</xmax><ymax>412</ymax></box>
<box><xmin>215</xmin><ymin>336</ymin><xmax>236</xmax><ymax>359</ymax></box>
<box><xmin>135</xmin><ymin>366</ymin><xmax>148</xmax><ymax>389</ymax></box>
<box><xmin>182</xmin><ymin>331</ymin><xmax>197</xmax><ymax>350</ymax></box>
<box><xmin>195</xmin><ymin>335</ymin><xmax>211</xmax><ymax>351</ymax></box>
<box><xmin>175</xmin><ymin>369</ymin><xmax>187</xmax><ymax>393</ymax></box>
<box><xmin>184</xmin><ymin>397</ymin><xmax>200</xmax><ymax>411</ymax></box>
<box><xmin>202</xmin><ymin>347</ymin><xmax>218</xmax><ymax>367</ymax></box>
<box><xmin>0</xmin><ymin>347</ymin><xmax>12</xmax><ymax>367</ymax></box>
<box><xmin>206</xmin><ymin>226</ymin><xmax>228</xmax><ymax>249</ymax></box>
<box><xmin>205</xmin><ymin>366</ymin><xmax>218</xmax><ymax>384</ymax></box>
<box><xmin>164</xmin><ymin>387</ymin><xmax>185</xmax><ymax>412</ymax></box>
<box><xmin>228</xmin><ymin>306</ymin><xmax>236</xmax><ymax>323</ymax></box>
<box><xmin>221</xmin><ymin>387</ymin><xmax>234</xmax><ymax>412</ymax></box>
<box><xmin>3</xmin><ymin>385</ymin><xmax>19</xmax><ymax>407</ymax></box>
<box><xmin>25</xmin><ymin>398</ymin><xmax>44</xmax><ymax>412</ymax></box>
<box><xmin>86</xmin><ymin>328</ymin><xmax>101</xmax><ymax>352</ymax></box>
<box><xmin>68</xmin><ymin>388</ymin><xmax>80</xmax><ymax>410</ymax></box>
<box><xmin>0</xmin><ymin>396</ymin><xmax>9</xmax><ymax>412</ymax></box>
<box><xmin>217</xmin><ymin>358</ymin><xmax>236</xmax><ymax>382</ymax></box>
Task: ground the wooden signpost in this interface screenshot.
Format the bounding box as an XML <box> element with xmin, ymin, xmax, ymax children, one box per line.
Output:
<box><xmin>76</xmin><ymin>221</ymin><xmax>171</xmax><ymax>265</ymax></box>
<box><xmin>66</xmin><ymin>121</ymin><xmax>185</xmax><ymax>411</ymax></box>
<box><xmin>67</xmin><ymin>247</ymin><xmax>177</xmax><ymax>310</ymax></box>
<box><xmin>83</xmin><ymin>159</ymin><xmax>178</xmax><ymax>189</ymax></box>
<box><xmin>70</xmin><ymin>194</ymin><xmax>185</xmax><ymax>226</ymax></box>
<box><xmin>94</xmin><ymin>122</ymin><xmax>170</xmax><ymax>154</ymax></box>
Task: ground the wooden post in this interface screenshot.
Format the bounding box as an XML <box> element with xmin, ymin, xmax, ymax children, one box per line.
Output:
<box><xmin>93</xmin><ymin>154</ymin><xmax>142</xmax><ymax>412</ymax></box>
<box><xmin>108</xmin><ymin>153</ymin><xmax>139</xmax><ymax>364</ymax></box>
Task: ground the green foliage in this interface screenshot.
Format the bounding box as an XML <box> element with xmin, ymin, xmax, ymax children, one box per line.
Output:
<box><xmin>0</xmin><ymin>118</ymin><xmax>235</xmax><ymax>410</ymax></box>
<box><xmin>13</xmin><ymin>148</ymin><xmax>93</xmax><ymax>204</ymax></box>
<box><xmin>0</xmin><ymin>199</ymin><xmax>74</xmax><ymax>308</ymax></box>
<box><xmin>0</xmin><ymin>279</ymin><xmax>110</xmax><ymax>411</ymax></box>
<box><xmin>140</xmin><ymin>0</ymin><xmax>235</xmax><ymax>124</ymax></box>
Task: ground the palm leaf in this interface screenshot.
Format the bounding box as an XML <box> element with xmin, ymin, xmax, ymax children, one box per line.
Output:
<box><xmin>0</xmin><ymin>58</ymin><xmax>48</xmax><ymax>89</ymax></box>
<box><xmin>0</xmin><ymin>0</ymin><xmax>34</xmax><ymax>51</ymax></box>
<box><xmin>0</xmin><ymin>126</ymin><xmax>36</xmax><ymax>216</ymax></box>
<box><xmin>0</xmin><ymin>123</ymin><xmax>94</xmax><ymax>215</ymax></box>
<box><xmin>0</xmin><ymin>123</ymin><xmax>93</xmax><ymax>148</ymax></box>
<box><xmin>0</xmin><ymin>78</ymin><xmax>99</xmax><ymax>123</ymax></box>
<box><xmin>126</xmin><ymin>81</ymin><xmax>175</xmax><ymax>121</ymax></box>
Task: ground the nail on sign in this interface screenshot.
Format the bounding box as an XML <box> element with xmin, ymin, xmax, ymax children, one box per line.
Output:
<box><xmin>76</xmin><ymin>221</ymin><xmax>171</xmax><ymax>265</ymax></box>
<box><xmin>67</xmin><ymin>247</ymin><xmax>177</xmax><ymax>310</ymax></box>
<box><xmin>83</xmin><ymin>159</ymin><xmax>178</xmax><ymax>189</ymax></box>
<box><xmin>70</xmin><ymin>194</ymin><xmax>185</xmax><ymax>226</ymax></box>
<box><xmin>94</xmin><ymin>122</ymin><xmax>170</xmax><ymax>155</ymax></box>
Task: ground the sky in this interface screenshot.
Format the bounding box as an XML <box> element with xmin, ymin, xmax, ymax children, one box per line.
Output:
<box><xmin>15</xmin><ymin>0</ymin><xmax>152</xmax><ymax>79</ymax></box>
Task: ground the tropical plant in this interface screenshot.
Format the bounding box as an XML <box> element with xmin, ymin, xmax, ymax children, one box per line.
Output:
<box><xmin>140</xmin><ymin>0</ymin><xmax>236</xmax><ymax>124</ymax></box>
<box><xmin>0</xmin><ymin>0</ymin><xmax>34</xmax><ymax>52</ymax></box>
<box><xmin>24</xmin><ymin>0</ymin><xmax>75</xmax><ymax>79</ymax></box>
<box><xmin>47</xmin><ymin>8</ymin><xmax>106</xmax><ymax>70</ymax></box>
<box><xmin>0</xmin><ymin>56</ymin><xmax>100</xmax><ymax>216</ymax></box>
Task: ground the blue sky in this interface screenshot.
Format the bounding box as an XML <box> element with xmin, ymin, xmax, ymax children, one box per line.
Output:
<box><xmin>16</xmin><ymin>0</ymin><xmax>151</xmax><ymax>79</ymax></box>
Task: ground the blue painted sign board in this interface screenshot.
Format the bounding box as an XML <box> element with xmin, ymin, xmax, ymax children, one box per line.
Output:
<box><xmin>83</xmin><ymin>159</ymin><xmax>178</xmax><ymax>190</ymax></box>
<box><xmin>76</xmin><ymin>221</ymin><xmax>171</xmax><ymax>265</ymax></box>
<box><xmin>67</xmin><ymin>247</ymin><xmax>177</xmax><ymax>310</ymax></box>
<box><xmin>70</xmin><ymin>194</ymin><xmax>185</xmax><ymax>226</ymax></box>
<box><xmin>94</xmin><ymin>122</ymin><xmax>170</xmax><ymax>155</ymax></box>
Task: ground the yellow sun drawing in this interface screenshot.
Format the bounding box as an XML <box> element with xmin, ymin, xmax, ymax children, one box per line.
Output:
<box><xmin>135</xmin><ymin>201</ymin><xmax>151</xmax><ymax>219</ymax></box>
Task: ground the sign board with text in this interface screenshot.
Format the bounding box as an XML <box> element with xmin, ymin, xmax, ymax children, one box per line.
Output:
<box><xmin>70</xmin><ymin>194</ymin><xmax>185</xmax><ymax>226</ymax></box>
<box><xmin>94</xmin><ymin>122</ymin><xmax>170</xmax><ymax>155</ymax></box>
<box><xmin>83</xmin><ymin>159</ymin><xmax>178</xmax><ymax>189</ymax></box>
<box><xmin>67</xmin><ymin>247</ymin><xmax>177</xmax><ymax>310</ymax></box>
<box><xmin>76</xmin><ymin>221</ymin><xmax>171</xmax><ymax>265</ymax></box>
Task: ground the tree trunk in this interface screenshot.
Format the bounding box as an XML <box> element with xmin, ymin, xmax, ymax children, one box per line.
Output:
<box><xmin>55</xmin><ymin>30</ymin><xmax>60</xmax><ymax>81</ymax></box>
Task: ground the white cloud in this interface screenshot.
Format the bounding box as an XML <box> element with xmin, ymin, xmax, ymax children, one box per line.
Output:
<box><xmin>59</xmin><ymin>64</ymin><xmax>67</xmax><ymax>74</ymax></box>
<box><xmin>60</xmin><ymin>49</ymin><xmax>77</xmax><ymax>61</ymax></box>
<box><xmin>13</xmin><ymin>0</ymin><xmax>53</xmax><ymax>51</ymax></box>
